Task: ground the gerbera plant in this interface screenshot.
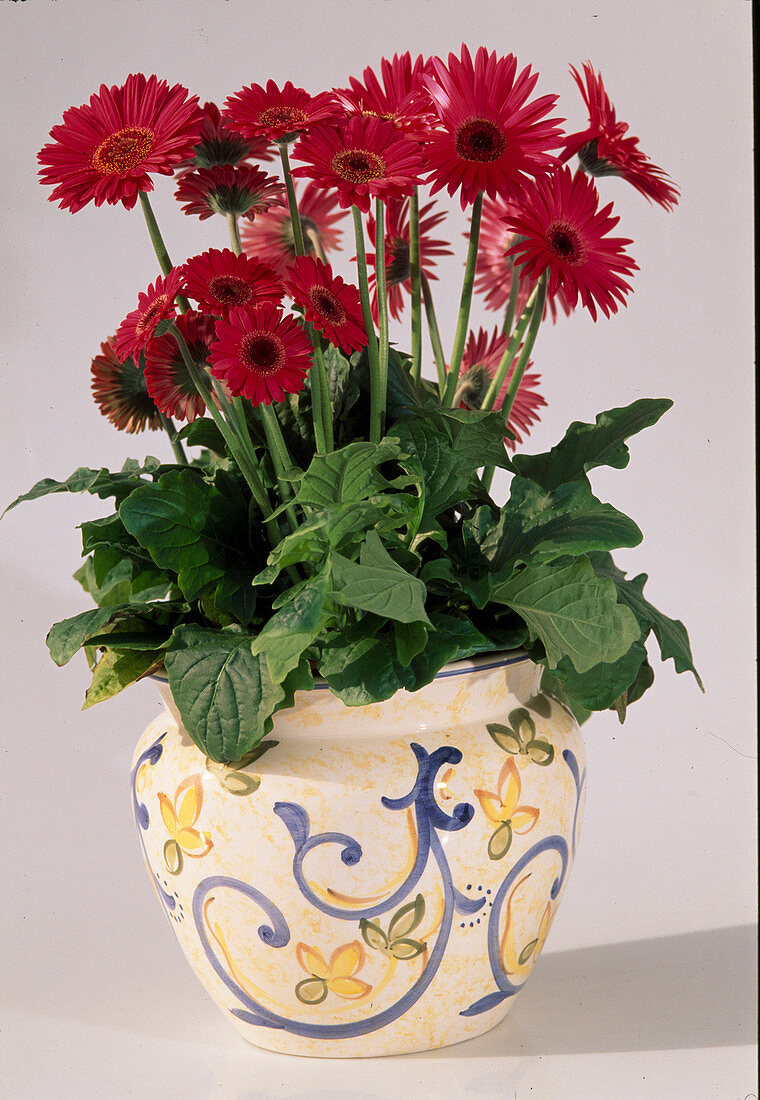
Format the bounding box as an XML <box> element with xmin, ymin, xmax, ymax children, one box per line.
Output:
<box><xmin>6</xmin><ymin>50</ymin><xmax>700</xmax><ymax>766</ymax></box>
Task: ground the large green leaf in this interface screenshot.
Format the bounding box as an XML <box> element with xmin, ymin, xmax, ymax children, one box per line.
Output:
<box><xmin>539</xmin><ymin>640</ymin><xmax>648</xmax><ymax>711</ymax></box>
<box><xmin>2</xmin><ymin>457</ymin><xmax>166</xmax><ymax>516</ymax></box>
<box><xmin>164</xmin><ymin>625</ymin><xmax>285</xmax><ymax>762</ymax></box>
<box><xmin>589</xmin><ymin>552</ymin><xmax>703</xmax><ymax>688</ymax></box>
<box><xmin>82</xmin><ymin>648</ymin><xmax>163</xmax><ymax>710</ymax></box>
<box><xmin>295</xmin><ymin>439</ymin><xmax>406</xmax><ymax>510</ymax></box>
<box><xmin>46</xmin><ymin>602</ymin><xmax>178</xmax><ymax>665</ymax></box>
<box><xmin>119</xmin><ymin>469</ymin><xmax>248</xmax><ymax>601</ymax></box>
<box><xmin>330</xmin><ymin>532</ymin><xmax>431</xmax><ymax>625</ymax></box>
<box><xmin>251</xmin><ymin>569</ymin><xmax>329</xmax><ymax>682</ymax></box>
<box><xmin>318</xmin><ymin>629</ymin><xmax>414</xmax><ymax>704</ymax></box>
<box><xmin>510</xmin><ymin>399</ymin><xmax>673</xmax><ymax>490</ymax></box>
<box><xmin>492</xmin><ymin>557</ymin><xmax>641</xmax><ymax>672</ymax></box>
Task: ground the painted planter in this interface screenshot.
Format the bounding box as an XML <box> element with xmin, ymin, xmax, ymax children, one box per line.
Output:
<box><xmin>131</xmin><ymin>652</ymin><xmax>586</xmax><ymax>1057</ymax></box>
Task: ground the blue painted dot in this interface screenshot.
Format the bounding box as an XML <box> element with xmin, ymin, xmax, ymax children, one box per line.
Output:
<box><xmin>486</xmin><ymin>889</ymin><xmax>491</xmax><ymax>895</ymax></box>
<box><xmin>469</xmin><ymin>922</ymin><xmax>474</xmax><ymax>928</ymax></box>
<box><xmin>478</xmin><ymin>885</ymin><xmax>483</xmax><ymax>891</ymax></box>
<box><xmin>466</xmin><ymin>884</ymin><xmax>472</xmax><ymax>890</ymax></box>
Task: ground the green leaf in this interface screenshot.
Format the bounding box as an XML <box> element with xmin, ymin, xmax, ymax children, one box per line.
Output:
<box><xmin>175</xmin><ymin>418</ymin><xmax>227</xmax><ymax>454</ymax></box>
<box><xmin>82</xmin><ymin>648</ymin><xmax>163</xmax><ymax>709</ymax></box>
<box><xmin>388</xmin><ymin>894</ymin><xmax>425</xmax><ymax>940</ymax></box>
<box><xmin>492</xmin><ymin>557</ymin><xmax>641</xmax><ymax>673</ymax></box>
<box><xmin>2</xmin><ymin>457</ymin><xmax>166</xmax><ymax>516</ymax></box>
<box><xmin>330</xmin><ymin>532</ymin><xmax>431</xmax><ymax>625</ymax></box>
<box><xmin>295</xmin><ymin>439</ymin><xmax>406</xmax><ymax>510</ymax></box>
<box><xmin>120</xmin><ymin>469</ymin><xmax>248</xmax><ymax>601</ymax></box>
<box><xmin>359</xmin><ymin>919</ymin><xmax>389</xmax><ymax>952</ymax></box>
<box><xmin>389</xmin><ymin>938</ymin><xmax>426</xmax><ymax>960</ymax></box>
<box><xmin>538</xmin><ymin>672</ymin><xmax>593</xmax><ymax>726</ymax></box>
<box><xmin>164</xmin><ymin>625</ymin><xmax>285</xmax><ymax>763</ymax></box>
<box><xmin>539</xmin><ymin>640</ymin><xmax>649</xmax><ymax>711</ymax></box>
<box><xmin>46</xmin><ymin>607</ymin><xmax>130</xmax><ymax>666</ymax></box>
<box><xmin>488</xmin><ymin>820</ymin><xmax>513</xmax><ymax>860</ymax></box>
<box><xmin>589</xmin><ymin>552</ymin><xmax>703</xmax><ymax>689</ymax></box>
<box><xmin>318</xmin><ymin>629</ymin><xmax>414</xmax><ymax>704</ymax></box>
<box><xmin>611</xmin><ymin>657</ymin><xmax>656</xmax><ymax>722</ymax></box>
<box><xmin>251</xmin><ymin>569</ymin><xmax>330</xmax><ymax>682</ymax></box>
<box><xmin>395</xmin><ymin>621</ymin><xmax>429</xmax><ymax>667</ymax></box>
<box><xmin>510</xmin><ymin>399</ymin><xmax>673</xmax><ymax>490</ymax></box>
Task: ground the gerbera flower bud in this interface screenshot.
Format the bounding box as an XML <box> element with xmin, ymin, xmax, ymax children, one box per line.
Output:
<box><xmin>38</xmin><ymin>74</ymin><xmax>203</xmax><ymax>213</ymax></box>
<box><xmin>174</xmin><ymin>164</ymin><xmax>284</xmax><ymax>221</ymax></box>
<box><xmin>90</xmin><ymin>338</ymin><xmax>162</xmax><ymax>433</ymax></box>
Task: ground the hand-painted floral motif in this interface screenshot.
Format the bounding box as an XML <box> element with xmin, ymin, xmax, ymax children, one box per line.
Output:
<box><xmin>474</xmin><ymin>757</ymin><xmax>540</xmax><ymax>860</ymax></box>
<box><xmin>295</xmin><ymin>940</ymin><xmax>371</xmax><ymax>1004</ymax></box>
<box><xmin>487</xmin><ymin>706</ymin><xmax>554</xmax><ymax>766</ymax></box>
<box><xmin>158</xmin><ymin>774</ymin><xmax>213</xmax><ymax>874</ymax></box>
<box><xmin>360</xmin><ymin>894</ymin><xmax>427</xmax><ymax>960</ymax></box>
<box><xmin>501</xmin><ymin>871</ymin><xmax>554</xmax><ymax>978</ymax></box>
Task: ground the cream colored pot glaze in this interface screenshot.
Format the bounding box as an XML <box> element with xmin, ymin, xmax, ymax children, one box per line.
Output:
<box><xmin>131</xmin><ymin>653</ymin><xmax>585</xmax><ymax>1057</ymax></box>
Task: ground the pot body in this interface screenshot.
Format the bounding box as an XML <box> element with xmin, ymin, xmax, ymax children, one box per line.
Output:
<box><xmin>131</xmin><ymin>653</ymin><xmax>586</xmax><ymax>1057</ymax></box>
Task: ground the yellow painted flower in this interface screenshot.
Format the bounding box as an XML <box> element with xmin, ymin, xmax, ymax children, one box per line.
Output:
<box><xmin>295</xmin><ymin>940</ymin><xmax>371</xmax><ymax>1005</ymax></box>
<box><xmin>474</xmin><ymin>756</ymin><xmax>540</xmax><ymax>859</ymax></box>
<box><xmin>157</xmin><ymin>774</ymin><xmax>213</xmax><ymax>874</ymax></box>
<box><xmin>501</xmin><ymin>871</ymin><xmax>555</xmax><ymax>980</ymax></box>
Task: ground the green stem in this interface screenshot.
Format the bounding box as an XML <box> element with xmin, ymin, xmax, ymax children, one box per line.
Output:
<box><xmin>502</xmin><ymin>258</ymin><xmax>522</xmax><ymax>335</ymax></box>
<box><xmin>409</xmin><ymin>187</ymin><xmax>422</xmax><ymax>384</ymax></box>
<box><xmin>421</xmin><ymin>272</ymin><xmax>447</xmax><ymax>394</ymax></box>
<box><xmin>227</xmin><ymin>213</ymin><xmax>243</xmax><ymax>256</ymax></box>
<box><xmin>278</xmin><ymin>142</ymin><xmax>305</xmax><ymax>258</ymax></box>
<box><xmin>373</xmin><ymin>199</ymin><xmax>389</xmax><ymax>443</ymax></box>
<box><xmin>480</xmin><ymin>281</ymin><xmax>541</xmax><ymax>413</ymax></box>
<box><xmin>157</xmin><ymin>412</ymin><xmax>188</xmax><ymax>465</ymax></box>
<box><xmin>259</xmin><ymin>404</ymin><xmax>300</xmax><ymax>533</ymax></box>
<box><xmin>351</xmin><ymin>204</ymin><xmax>381</xmax><ymax>420</ymax></box>
<box><xmin>138</xmin><ymin>191</ymin><xmax>191</xmax><ymax>312</ymax></box>
<box><xmin>442</xmin><ymin>191</ymin><xmax>483</xmax><ymax>406</ymax></box>
<box><xmin>308</xmin><ymin>333</ymin><xmax>334</xmax><ymax>454</ymax></box>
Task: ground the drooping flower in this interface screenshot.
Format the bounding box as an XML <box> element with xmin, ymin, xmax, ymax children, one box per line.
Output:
<box><xmin>291</xmin><ymin>115</ymin><xmax>426</xmax><ymax>213</ymax></box>
<box><xmin>365</xmin><ymin>196</ymin><xmax>452</xmax><ymax>321</ymax></box>
<box><xmin>174</xmin><ymin>164</ymin><xmax>284</xmax><ymax>221</ymax></box>
<box><xmin>143</xmin><ymin>310</ymin><xmax>216</xmax><ymax>422</ymax></box>
<box><xmin>183</xmin><ymin>248</ymin><xmax>282</xmax><ymax>319</ymax></box>
<box><xmin>421</xmin><ymin>45</ymin><xmax>565</xmax><ymax>208</ymax></box>
<box><xmin>38</xmin><ymin>73</ymin><xmax>203</xmax><ymax>213</ymax></box>
<box><xmin>505</xmin><ymin>167</ymin><xmax>638</xmax><ymax>321</ymax></box>
<box><xmin>475</xmin><ymin>196</ymin><xmax>572</xmax><ymax>322</ymax></box>
<box><xmin>223</xmin><ymin>81</ymin><xmax>339</xmax><ymax>143</ymax></box>
<box><xmin>177</xmin><ymin>101</ymin><xmax>274</xmax><ymax>170</ymax></box>
<box><xmin>454</xmin><ymin>327</ymin><xmax>545</xmax><ymax>449</ymax></box>
<box><xmin>562</xmin><ymin>62</ymin><xmax>679</xmax><ymax>210</ymax></box>
<box><xmin>209</xmin><ymin>302</ymin><xmax>313</xmax><ymax>405</ymax></box>
<box><xmin>90</xmin><ymin>337</ymin><xmax>162</xmax><ymax>433</ymax></box>
<box><xmin>112</xmin><ymin>268</ymin><xmax>185</xmax><ymax>360</ymax></box>
<box><xmin>335</xmin><ymin>52</ymin><xmax>436</xmax><ymax>135</ymax></box>
<box><xmin>240</xmin><ymin>180</ymin><xmax>347</xmax><ymax>275</ymax></box>
<box><xmin>285</xmin><ymin>256</ymin><xmax>367</xmax><ymax>354</ymax></box>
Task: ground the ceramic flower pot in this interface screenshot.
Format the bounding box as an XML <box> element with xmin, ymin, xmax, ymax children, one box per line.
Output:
<box><xmin>131</xmin><ymin>652</ymin><xmax>586</xmax><ymax>1057</ymax></box>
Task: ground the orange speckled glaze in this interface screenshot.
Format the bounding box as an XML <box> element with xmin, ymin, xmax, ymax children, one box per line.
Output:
<box><xmin>131</xmin><ymin>652</ymin><xmax>586</xmax><ymax>1057</ymax></box>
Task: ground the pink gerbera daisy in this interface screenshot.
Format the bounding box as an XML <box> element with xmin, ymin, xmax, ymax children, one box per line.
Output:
<box><xmin>505</xmin><ymin>167</ymin><xmax>638</xmax><ymax>321</ymax></box>
<box><xmin>240</xmin><ymin>180</ymin><xmax>347</xmax><ymax>275</ymax></box>
<box><xmin>112</xmin><ymin>269</ymin><xmax>185</xmax><ymax>360</ymax></box>
<box><xmin>223</xmin><ymin>81</ymin><xmax>339</xmax><ymax>143</ymax></box>
<box><xmin>475</xmin><ymin>196</ymin><xmax>572</xmax><ymax>322</ymax></box>
<box><xmin>90</xmin><ymin>337</ymin><xmax>162</xmax><ymax>433</ymax></box>
<box><xmin>365</xmin><ymin>196</ymin><xmax>452</xmax><ymax>321</ymax></box>
<box><xmin>291</xmin><ymin>115</ymin><xmax>426</xmax><ymax>212</ymax></box>
<box><xmin>183</xmin><ymin>248</ymin><xmax>282</xmax><ymax>319</ymax></box>
<box><xmin>143</xmin><ymin>311</ymin><xmax>215</xmax><ymax>422</ymax></box>
<box><xmin>38</xmin><ymin>74</ymin><xmax>203</xmax><ymax>213</ymax></box>
<box><xmin>562</xmin><ymin>63</ymin><xmax>679</xmax><ymax>210</ymax></box>
<box><xmin>421</xmin><ymin>46</ymin><xmax>565</xmax><ymax>208</ymax></box>
<box><xmin>335</xmin><ymin>52</ymin><xmax>436</xmax><ymax>135</ymax></box>
<box><xmin>455</xmin><ymin>327</ymin><xmax>545</xmax><ymax>448</ymax></box>
<box><xmin>284</xmin><ymin>256</ymin><xmax>367</xmax><ymax>354</ymax></box>
<box><xmin>177</xmin><ymin>101</ymin><xmax>274</xmax><ymax>170</ymax></box>
<box><xmin>209</xmin><ymin>303</ymin><xmax>313</xmax><ymax>405</ymax></box>
<box><xmin>174</xmin><ymin>164</ymin><xmax>284</xmax><ymax>220</ymax></box>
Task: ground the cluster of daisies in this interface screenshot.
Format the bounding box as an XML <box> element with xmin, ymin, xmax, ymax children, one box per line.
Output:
<box><xmin>38</xmin><ymin>49</ymin><xmax>678</xmax><ymax>446</ymax></box>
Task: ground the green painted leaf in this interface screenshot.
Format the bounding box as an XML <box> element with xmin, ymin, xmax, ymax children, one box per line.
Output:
<box><xmin>525</xmin><ymin>739</ymin><xmax>555</xmax><ymax>766</ymax></box>
<box><xmin>486</xmin><ymin>723</ymin><xmax>522</xmax><ymax>755</ymax></box>
<box><xmin>492</xmin><ymin>557</ymin><xmax>641</xmax><ymax>673</ymax></box>
<box><xmin>510</xmin><ymin>399</ymin><xmax>673</xmax><ymax>490</ymax></box>
<box><xmin>488</xmin><ymin>820</ymin><xmax>513</xmax><ymax>860</ymax></box>
<box><xmin>518</xmin><ymin>938</ymin><xmax>539</xmax><ymax>966</ymax></box>
<box><xmin>164</xmin><ymin>625</ymin><xmax>284</xmax><ymax>763</ymax></box>
<box><xmin>295</xmin><ymin>978</ymin><xmax>328</xmax><ymax>1005</ymax></box>
<box><xmin>388</xmin><ymin>894</ymin><xmax>426</xmax><ymax>940</ymax></box>
<box><xmin>251</xmin><ymin>570</ymin><xmax>330</xmax><ymax>682</ymax></box>
<box><xmin>389</xmin><ymin>938</ymin><xmax>426</xmax><ymax>960</ymax></box>
<box><xmin>360</xmin><ymin>919</ymin><xmax>389</xmax><ymax>952</ymax></box>
<box><xmin>330</xmin><ymin>532</ymin><xmax>431</xmax><ymax>625</ymax></box>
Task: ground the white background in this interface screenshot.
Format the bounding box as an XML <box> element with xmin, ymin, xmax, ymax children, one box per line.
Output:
<box><xmin>0</xmin><ymin>1</ymin><xmax>755</xmax><ymax>1097</ymax></box>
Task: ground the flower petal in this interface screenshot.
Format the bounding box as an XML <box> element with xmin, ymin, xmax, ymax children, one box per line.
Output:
<box><xmin>329</xmin><ymin>940</ymin><xmax>365</xmax><ymax>979</ymax></box>
<box><xmin>296</xmin><ymin>942</ymin><xmax>329</xmax><ymax>979</ymax></box>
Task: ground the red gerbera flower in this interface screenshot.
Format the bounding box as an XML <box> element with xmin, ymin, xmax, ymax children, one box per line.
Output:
<box><xmin>112</xmin><ymin>268</ymin><xmax>185</xmax><ymax>360</ymax></box>
<box><xmin>291</xmin><ymin>115</ymin><xmax>426</xmax><ymax>212</ymax></box>
<box><xmin>38</xmin><ymin>74</ymin><xmax>203</xmax><ymax>213</ymax></box>
<box><xmin>209</xmin><ymin>303</ymin><xmax>313</xmax><ymax>405</ymax></box>
<box><xmin>143</xmin><ymin>310</ymin><xmax>215</xmax><ymax>422</ymax></box>
<box><xmin>90</xmin><ymin>337</ymin><xmax>162</xmax><ymax>433</ymax></box>
<box><xmin>183</xmin><ymin>248</ymin><xmax>282</xmax><ymax>319</ymax></box>
<box><xmin>284</xmin><ymin>256</ymin><xmax>367</xmax><ymax>354</ymax></box>
<box><xmin>505</xmin><ymin>167</ymin><xmax>638</xmax><ymax>321</ymax></box>
<box><xmin>177</xmin><ymin>101</ymin><xmax>274</xmax><ymax>170</ymax></box>
<box><xmin>240</xmin><ymin>180</ymin><xmax>347</xmax><ymax>275</ymax></box>
<box><xmin>224</xmin><ymin>81</ymin><xmax>339</xmax><ymax>143</ymax></box>
<box><xmin>475</xmin><ymin>196</ymin><xmax>572</xmax><ymax>322</ymax></box>
<box><xmin>454</xmin><ymin>327</ymin><xmax>545</xmax><ymax>448</ymax></box>
<box><xmin>562</xmin><ymin>63</ymin><xmax>679</xmax><ymax>210</ymax></box>
<box><xmin>174</xmin><ymin>164</ymin><xmax>284</xmax><ymax>220</ymax></box>
<box><xmin>365</xmin><ymin>196</ymin><xmax>452</xmax><ymax>321</ymax></box>
<box><xmin>421</xmin><ymin>45</ymin><xmax>565</xmax><ymax>208</ymax></box>
<box><xmin>335</xmin><ymin>52</ymin><xmax>436</xmax><ymax>135</ymax></box>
